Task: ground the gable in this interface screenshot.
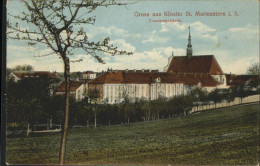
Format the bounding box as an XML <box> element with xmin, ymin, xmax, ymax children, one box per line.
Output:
<box><xmin>166</xmin><ymin>55</ymin><xmax>223</xmax><ymax>75</ymax></box>
<box><xmin>56</xmin><ymin>81</ymin><xmax>84</xmax><ymax>92</ymax></box>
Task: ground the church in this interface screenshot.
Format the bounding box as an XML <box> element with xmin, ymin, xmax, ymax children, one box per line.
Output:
<box><xmin>164</xmin><ymin>26</ymin><xmax>228</xmax><ymax>92</ymax></box>
<box><xmin>87</xmin><ymin>27</ymin><xmax>229</xmax><ymax>104</ymax></box>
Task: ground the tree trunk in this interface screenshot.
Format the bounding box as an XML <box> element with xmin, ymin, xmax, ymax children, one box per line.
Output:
<box><xmin>59</xmin><ymin>57</ymin><xmax>70</xmax><ymax>165</ymax></box>
<box><xmin>148</xmin><ymin>106</ymin><xmax>150</xmax><ymax>121</ymax></box>
<box><xmin>94</xmin><ymin>110</ymin><xmax>97</xmax><ymax>128</ymax></box>
<box><xmin>124</xmin><ymin>108</ymin><xmax>127</xmax><ymax>124</ymax></box>
<box><xmin>26</xmin><ymin>123</ymin><xmax>30</xmax><ymax>136</ymax></box>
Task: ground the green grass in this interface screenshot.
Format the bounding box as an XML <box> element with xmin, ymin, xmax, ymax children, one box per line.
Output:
<box><xmin>6</xmin><ymin>103</ymin><xmax>259</xmax><ymax>165</ymax></box>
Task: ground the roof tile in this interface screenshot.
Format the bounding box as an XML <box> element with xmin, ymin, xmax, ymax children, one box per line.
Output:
<box><xmin>13</xmin><ymin>71</ymin><xmax>59</xmax><ymax>79</ymax></box>
<box><xmin>166</xmin><ymin>55</ymin><xmax>223</xmax><ymax>74</ymax></box>
<box><xmin>226</xmin><ymin>74</ymin><xmax>258</xmax><ymax>86</ymax></box>
<box><xmin>56</xmin><ymin>81</ymin><xmax>84</xmax><ymax>92</ymax></box>
<box><xmin>88</xmin><ymin>71</ymin><xmax>219</xmax><ymax>87</ymax></box>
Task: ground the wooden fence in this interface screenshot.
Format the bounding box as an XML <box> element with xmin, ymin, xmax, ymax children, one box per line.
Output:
<box><xmin>190</xmin><ymin>94</ymin><xmax>260</xmax><ymax>113</ymax></box>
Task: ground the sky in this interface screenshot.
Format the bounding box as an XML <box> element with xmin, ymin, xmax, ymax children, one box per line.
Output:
<box><xmin>7</xmin><ymin>0</ymin><xmax>259</xmax><ymax>74</ymax></box>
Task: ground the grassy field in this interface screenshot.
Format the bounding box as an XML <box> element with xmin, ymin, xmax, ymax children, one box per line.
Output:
<box><xmin>6</xmin><ymin>103</ymin><xmax>259</xmax><ymax>165</ymax></box>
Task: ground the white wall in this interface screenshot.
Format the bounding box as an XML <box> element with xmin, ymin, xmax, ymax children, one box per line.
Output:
<box><xmin>83</xmin><ymin>73</ymin><xmax>96</xmax><ymax>79</ymax></box>
<box><xmin>104</xmin><ymin>84</ymin><xmax>150</xmax><ymax>104</ymax></box>
<box><xmin>212</xmin><ymin>75</ymin><xmax>227</xmax><ymax>86</ymax></box>
<box><xmin>9</xmin><ymin>73</ymin><xmax>20</xmax><ymax>82</ymax></box>
<box><xmin>103</xmin><ymin>83</ymin><xmax>184</xmax><ymax>104</ymax></box>
<box><xmin>75</xmin><ymin>84</ymin><xmax>86</xmax><ymax>101</ymax></box>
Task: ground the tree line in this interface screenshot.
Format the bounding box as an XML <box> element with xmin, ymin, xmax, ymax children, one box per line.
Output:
<box><xmin>7</xmin><ymin>76</ymin><xmax>259</xmax><ymax>135</ymax></box>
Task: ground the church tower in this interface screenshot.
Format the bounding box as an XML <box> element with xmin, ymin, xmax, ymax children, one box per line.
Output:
<box><xmin>186</xmin><ymin>26</ymin><xmax>193</xmax><ymax>60</ymax></box>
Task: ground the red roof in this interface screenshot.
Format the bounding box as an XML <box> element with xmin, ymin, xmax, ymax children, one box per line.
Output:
<box><xmin>89</xmin><ymin>72</ymin><xmax>184</xmax><ymax>84</ymax></box>
<box><xmin>56</xmin><ymin>81</ymin><xmax>84</xmax><ymax>92</ymax></box>
<box><xmin>149</xmin><ymin>73</ymin><xmax>184</xmax><ymax>84</ymax></box>
<box><xmin>107</xmin><ymin>69</ymin><xmax>159</xmax><ymax>73</ymax></box>
<box><xmin>179</xmin><ymin>73</ymin><xmax>220</xmax><ymax>87</ymax></box>
<box><xmin>226</xmin><ymin>74</ymin><xmax>258</xmax><ymax>86</ymax></box>
<box><xmin>88</xmin><ymin>71</ymin><xmax>219</xmax><ymax>87</ymax></box>
<box><xmin>166</xmin><ymin>55</ymin><xmax>223</xmax><ymax>75</ymax></box>
<box><xmin>13</xmin><ymin>71</ymin><xmax>59</xmax><ymax>79</ymax></box>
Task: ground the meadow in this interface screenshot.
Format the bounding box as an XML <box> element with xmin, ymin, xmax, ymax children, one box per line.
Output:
<box><xmin>6</xmin><ymin>103</ymin><xmax>259</xmax><ymax>165</ymax></box>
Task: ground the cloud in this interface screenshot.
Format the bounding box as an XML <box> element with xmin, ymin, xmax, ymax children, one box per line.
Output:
<box><xmin>161</xmin><ymin>23</ymin><xmax>186</xmax><ymax>32</ymax></box>
<box><xmin>6</xmin><ymin>21</ymin><xmax>258</xmax><ymax>75</ymax></box>
<box><xmin>222</xmin><ymin>56</ymin><xmax>257</xmax><ymax>74</ymax></box>
<box><xmin>73</xmin><ymin>23</ymin><xmax>257</xmax><ymax>74</ymax></box>
<box><xmin>110</xmin><ymin>39</ymin><xmax>136</xmax><ymax>52</ymax></box>
<box><xmin>69</xmin><ymin>52</ymin><xmax>158</xmax><ymax>72</ymax></box>
<box><xmin>7</xmin><ymin>45</ymin><xmax>37</xmax><ymax>64</ymax></box>
<box><xmin>195</xmin><ymin>47</ymin><xmax>258</xmax><ymax>74</ymax></box>
<box><xmin>103</xmin><ymin>52</ymin><xmax>168</xmax><ymax>71</ymax></box>
<box><xmin>142</xmin><ymin>30</ymin><xmax>171</xmax><ymax>43</ymax></box>
<box><xmin>152</xmin><ymin>47</ymin><xmax>186</xmax><ymax>57</ymax></box>
<box><xmin>163</xmin><ymin>23</ymin><xmax>259</xmax><ymax>74</ymax></box>
<box><xmin>191</xmin><ymin>22</ymin><xmax>216</xmax><ymax>33</ymax></box>
<box><xmin>85</xmin><ymin>25</ymin><xmax>140</xmax><ymax>40</ymax></box>
<box><xmin>226</xmin><ymin>24</ymin><xmax>259</xmax><ymax>44</ymax></box>
<box><xmin>98</xmin><ymin>46</ymin><xmax>186</xmax><ymax>72</ymax></box>
<box><xmin>7</xmin><ymin>24</ymin><xmax>44</xmax><ymax>42</ymax></box>
<box><xmin>161</xmin><ymin>21</ymin><xmax>216</xmax><ymax>33</ymax></box>
<box><xmin>70</xmin><ymin>48</ymin><xmax>169</xmax><ymax>72</ymax></box>
<box><xmin>217</xmin><ymin>24</ymin><xmax>259</xmax><ymax>46</ymax></box>
<box><xmin>7</xmin><ymin>39</ymin><xmax>136</xmax><ymax>72</ymax></box>
<box><xmin>7</xmin><ymin>45</ymin><xmax>63</xmax><ymax>71</ymax></box>
<box><xmin>160</xmin><ymin>21</ymin><xmax>218</xmax><ymax>41</ymax></box>
<box><xmin>211</xmin><ymin>24</ymin><xmax>259</xmax><ymax>74</ymax></box>
<box><xmin>92</xmin><ymin>26</ymin><xmax>129</xmax><ymax>37</ymax></box>
<box><xmin>70</xmin><ymin>54</ymin><xmax>99</xmax><ymax>72</ymax></box>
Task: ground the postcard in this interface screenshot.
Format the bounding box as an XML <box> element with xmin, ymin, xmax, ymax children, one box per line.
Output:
<box><xmin>4</xmin><ymin>0</ymin><xmax>259</xmax><ymax>165</ymax></box>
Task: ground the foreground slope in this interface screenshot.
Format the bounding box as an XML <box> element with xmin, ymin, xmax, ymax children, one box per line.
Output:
<box><xmin>7</xmin><ymin>103</ymin><xmax>259</xmax><ymax>165</ymax></box>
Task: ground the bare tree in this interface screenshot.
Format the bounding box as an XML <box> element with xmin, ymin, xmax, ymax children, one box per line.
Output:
<box><xmin>87</xmin><ymin>88</ymin><xmax>100</xmax><ymax>128</ymax></box>
<box><xmin>7</xmin><ymin>0</ymin><xmax>132</xmax><ymax>164</ymax></box>
<box><xmin>247</xmin><ymin>63</ymin><xmax>260</xmax><ymax>75</ymax></box>
<box><xmin>12</xmin><ymin>64</ymin><xmax>34</xmax><ymax>72</ymax></box>
<box><xmin>121</xmin><ymin>94</ymin><xmax>131</xmax><ymax>124</ymax></box>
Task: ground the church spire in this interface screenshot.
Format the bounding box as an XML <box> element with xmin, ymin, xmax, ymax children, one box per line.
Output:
<box><xmin>186</xmin><ymin>26</ymin><xmax>193</xmax><ymax>60</ymax></box>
